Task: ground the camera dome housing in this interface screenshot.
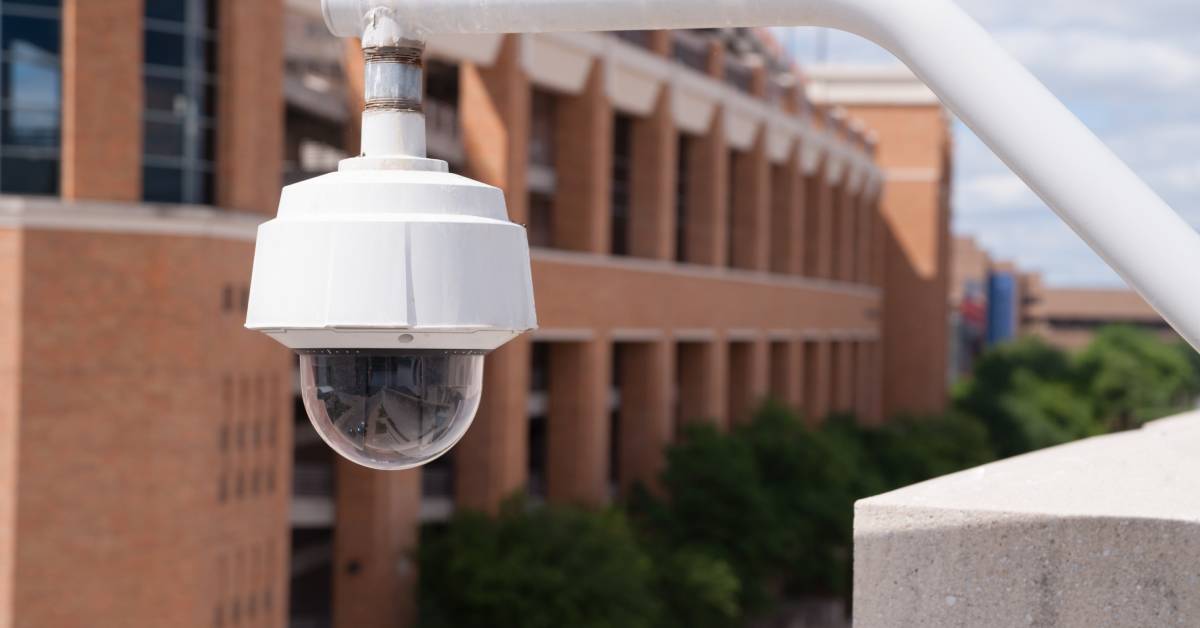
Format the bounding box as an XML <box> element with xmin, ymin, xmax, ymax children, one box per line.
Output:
<box><xmin>245</xmin><ymin>155</ymin><xmax>538</xmax><ymax>469</ymax></box>
<box><xmin>299</xmin><ymin>349</ymin><xmax>484</xmax><ymax>469</ymax></box>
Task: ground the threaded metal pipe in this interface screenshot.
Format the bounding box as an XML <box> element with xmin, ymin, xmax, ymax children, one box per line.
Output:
<box><xmin>363</xmin><ymin>43</ymin><xmax>424</xmax><ymax>112</ymax></box>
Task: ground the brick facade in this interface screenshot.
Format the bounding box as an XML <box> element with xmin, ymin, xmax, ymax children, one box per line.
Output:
<box><xmin>61</xmin><ymin>0</ymin><xmax>142</xmax><ymax>201</ymax></box>
<box><xmin>7</xmin><ymin>228</ymin><xmax>291</xmax><ymax>627</ymax></box>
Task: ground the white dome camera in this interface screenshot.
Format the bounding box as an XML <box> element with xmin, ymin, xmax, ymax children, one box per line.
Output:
<box><xmin>245</xmin><ymin>42</ymin><xmax>536</xmax><ymax>470</ymax></box>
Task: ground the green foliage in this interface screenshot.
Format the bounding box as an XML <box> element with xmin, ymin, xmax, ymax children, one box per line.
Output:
<box><xmin>633</xmin><ymin>403</ymin><xmax>998</xmax><ymax>614</ymax></box>
<box><xmin>1075</xmin><ymin>326</ymin><xmax>1197</xmax><ymax>429</ymax></box>
<box><xmin>954</xmin><ymin>336</ymin><xmax>1102</xmax><ymax>456</ymax></box>
<box><xmin>419</xmin><ymin>498</ymin><xmax>660</xmax><ymax>628</ymax></box>
<box><xmin>419</xmin><ymin>327</ymin><xmax>1200</xmax><ymax>627</ymax></box>
<box><xmin>854</xmin><ymin>411</ymin><xmax>996</xmax><ymax>491</ymax></box>
<box><xmin>741</xmin><ymin>408</ymin><xmax>879</xmax><ymax>596</ymax></box>
<box><xmin>650</xmin><ymin>548</ymin><xmax>741</xmax><ymax>628</ymax></box>
<box><xmin>956</xmin><ymin>328</ymin><xmax>1200</xmax><ymax>455</ymax></box>
<box><xmin>1179</xmin><ymin>341</ymin><xmax>1200</xmax><ymax>401</ymax></box>
<box><xmin>633</xmin><ymin>421</ymin><xmax>786</xmax><ymax>610</ymax></box>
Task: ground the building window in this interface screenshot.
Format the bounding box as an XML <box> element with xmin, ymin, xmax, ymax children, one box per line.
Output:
<box><xmin>610</xmin><ymin>113</ymin><xmax>633</xmax><ymax>256</ymax></box>
<box><xmin>675</xmin><ymin>134</ymin><xmax>693</xmax><ymax>263</ymax></box>
<box><xmin>424</xmin><ymin>59</ymin><xmax>462</xmax><ymax>166</ymax></box>
<box><xmin>143</xmin><ymin>0</ymin><xmax>217</xmax><ymax>204</ymax></box>
<box><xmin>0</xmin><ymin>0</ymin><xmax>61</xmax><ymax>195</ymax></box>
<box><xmin>672</xmin><ymin>30</ymin><xmax>710</xmax><ymax>74</ymax></box>
<box><xmin>527</xmin><ymin>342</ymin><xmax>550</xmax><ymax>500</ymax></box>
<box><xmin>727</xmin><ymin>149</ymin><xmax>742</xmax><ymax>268</ymax></box>
<box><xmin>528</xmin><ymin>88</ymin><xmax>557</xmax><ymax>248</ymax></box>
<box><xmin>612</xmin><ymin>30</ymin><xmax>652</xmax><ymax>49</ymax></box>
<box><xmin>724</xmin><ymin>56</ymin><xmax>754</xmax><ymax>94</ymax></box>
<box><xmin>608</xmin><ymin>344</ymin><xmax>623</xmax><ymax>494</ymax></box>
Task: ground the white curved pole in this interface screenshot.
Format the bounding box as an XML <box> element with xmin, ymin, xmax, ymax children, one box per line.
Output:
<box><xmin>325</xmin><ymin>0</ymin><xmax>1200</xmax><ymax>351</ymax></box>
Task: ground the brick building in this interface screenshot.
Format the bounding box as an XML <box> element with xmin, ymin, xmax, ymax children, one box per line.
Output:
<box><xmin>807</xmin><ymin>64</ymin><xmax>955</xmax><ymax>416</ymax></box>
<box><xmin>0</xmin><ymin>0</ymin><xmax>954</xmax><ymax>626</ymax></box>
<box><xmin>0</xmin><ymin>0</ymin><xmax>292</xmax><ymax>627</ymax></box>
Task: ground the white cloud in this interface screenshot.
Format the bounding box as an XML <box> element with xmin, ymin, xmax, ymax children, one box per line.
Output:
<box><xmin>955</xmin><ymin>172</ymin><xmax>1040</xmax><ymax>213</ymax></box>
<box><xmin>783</xmin><ymin>0</ymin><xmax>1200</xmax><ymax>286</ymax></box>
<box><xmin>994</xmin><ymin>28</ymin><xmax>1200</xmax><ymax>95</ymax></box>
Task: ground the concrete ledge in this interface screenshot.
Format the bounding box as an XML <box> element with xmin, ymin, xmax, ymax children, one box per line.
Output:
<box><xmin>854</xmin><ymin>411</ymin><xmax>1200</xmax><ymax>627</ymax></box>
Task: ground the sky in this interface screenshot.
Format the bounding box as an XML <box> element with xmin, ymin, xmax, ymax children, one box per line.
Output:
<box><xmin>778</xmin><ymin>0</ymin><xmax>1200</xmax><ymax>287</ymax></box>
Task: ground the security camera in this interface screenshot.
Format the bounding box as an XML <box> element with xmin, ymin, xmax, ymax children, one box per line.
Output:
<box><xmin>245</xmin><ymin>42</ymin><xmax>536</xmax><ymax>470</ymax></box>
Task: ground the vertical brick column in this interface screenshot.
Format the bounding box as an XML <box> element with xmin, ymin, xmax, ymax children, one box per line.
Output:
<box><xmin>547</xmin><ymin>340</ymin><xmax>612</xmax><ymax>506</ymax></box>
<box><xmin>341</xmin><ymin>39</ymin><xmax>364</xmax><ymax>154</ymax></box>
<box><xmin>804</xmin><ymin>340</ymin><xmax>832</xmax><ymax>423</ymax></box>
<box><xmin>333</xmin><ymin>463</ymin><xmax>421</xmax><ymax>628</ymax></box>
<box><xmin>455</xmin><ymin>36</ymin><xmax>532</xmax><ymax>513</ymax></box>
<box><xmin>455</xmin><ymin>339</ymin><xmax>530</xmax><ymax>513</ymax></box>
<box><xmin>684</xmin><ymin>115</ymin><xmax>730</xmax><ymax>266</ymax></box>
<box><xmin>828</xmin><ymin>177</ymin><xmax>843</xmax><ymax>280</ymax></box>
<box><xmin>730</xmin><ymin>133</ymin><xmax>771</xmax><ymax>271</ymax></box>
<box><xmin>462</xmin><ymin>35</ymin><xmax>530</xmax><ymax>224</ymax></box>
<box><xmin>61</xmin><ymin>0</ymin><xmax>142</xmax><ymax>201</ymax></box>
<box><xmin>617</xmin><ymin>340</ymin><xmax>674</xmax><ymax>494</ymax></box>
<box><xmin>804</xmin><ymin>162</ymin><xmax>830</xmax><ymax>278</ymax></box>
<box><xmin>840</xmin><ymin>186</ymin><xmax>859</xmax><ymax>282</ymax></box>
<box><xmin>854</xmin><ymin>340</ymin><xmax>875</xmax><ymax>424</ymax></box>
<box><xmin>815</xmin><ymin>168</ymin><xmax>838</xmax><ymax>279</ymax></box>
<box><xmin>629</xmin><ymin>89</ymin><xmax>677</xmax><ymax>260</ymax></box>
<box><xmin>839</xmin><ymin>340</ymin><xmax>857</xmax><ymax>414</ymax></box>
<box><xmin>872</xmin><ymin>191</ymin><xmax>885</xmax><ymax>287</ymax></box>
<box><xmin>554</xmin><ymin>62</ymin><xmax>612</xmax><ymax>253</ymax></box>
<box><xmin>727</xmin><ymin>339</ymin><xmax>769</xmax><ymax>426</ymax></box>
<box><xmin>770</xmin><ymin>153</ymin><xmax>805</xmax><ymax>275</ymax></box>
<box><xmin>769</xmin><ymin>340</ymin><xmax>804</xmax><ymax>410</ymax></box>
<box><xmin>216</xmin><ymin>0</ymin><xmax>284</xmax><ymax>213</ymax></box>
<box><xmin>871</xmin><ymin>341</ymin><xmax>885</xmax><ymax>422</ymax></box>
<box><xmin>857</xmin><ymin>189</ymin><xmax>874</xmax><ymax>284</ymax></box>
<box><xmin>647</xmin><ymin>31</ymin><xmax>672</xmax><ymax>55</ymax></box>
<box><xmin>677</xmin><ymin>340</ymin><xmax>729</xmax><ymax>429</ymax></box>
<box><xmin>0</xmin><ymin>231</ymin><xmax>17</xmax><ymax>627</ymax></box>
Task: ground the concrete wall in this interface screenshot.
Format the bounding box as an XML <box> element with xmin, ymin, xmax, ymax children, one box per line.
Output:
<box><xmin>855</xmin><ymin>413</ymin><xmax>1200</xmax><ymax>627</ymax></box>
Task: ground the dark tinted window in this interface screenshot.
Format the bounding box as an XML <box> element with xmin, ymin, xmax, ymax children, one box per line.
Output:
<box><xmin>142</xmin><ymin>0</ymin><xmax>217</xmax><ymax>204</ymax></box>
<box><xmin>2</xmin><ymin>14</ymin><xmax>58</xmax><ymax>57</ymax></box>
<box><xmin>145</xmin><ymin>0</ymin><xmax>188</xmax><ymax>23</ymax></box>
<box><xmin>143</xmin><ymin>166</ymin><xmax>184</xmax><ymax>203</ymax></box>
<box><xmin>1</xmin><ymin>156</ymin><xmax>55</xmax><ymax>192</ymax></box>
<box><xmin>0</xmin><ymin>0</ymin><xmax>61</xmax><ymax>195</ymax></box>
<box><xmin>144</xmin><ymin>30</ymin><xmax>186</xmax><ymax>68</ymax></box>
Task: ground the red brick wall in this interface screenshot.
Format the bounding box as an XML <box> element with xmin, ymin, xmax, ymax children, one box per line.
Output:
<box><xmin>61</xmin><ymin>0</ymin><xmax>142</xmax><ymax>201</ymax></box>
<box><xmin>12</xmin><ymin>230</ymin><xmax>292</xmax><ymax>627</ymax></box>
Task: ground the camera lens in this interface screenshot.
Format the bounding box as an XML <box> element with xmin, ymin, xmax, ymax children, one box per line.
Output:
<box><xmin>298</xmin><ymin>349</ymin><xmax>484</xmax><ymax>470</ymax></box>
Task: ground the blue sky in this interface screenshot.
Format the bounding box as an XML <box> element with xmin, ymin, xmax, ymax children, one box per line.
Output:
<box><xmin>779</xmin><ymin>0</ymin><xmax>1200</xmax><ymax>287</ymax></box>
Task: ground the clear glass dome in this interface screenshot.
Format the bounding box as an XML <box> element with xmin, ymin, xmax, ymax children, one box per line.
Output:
<box><xmin>298</xmin><ymin>349</ymin><xmax>484</xmax><ymax>470</ymax></box>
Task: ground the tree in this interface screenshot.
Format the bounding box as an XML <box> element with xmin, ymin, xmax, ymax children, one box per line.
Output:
<box><xmin>954</xmin><ymin>336</ymin><xmax>1100</xmax><ymax>456</ymax></box>
<box><xmin>1073</xmin><ymin>325</ymin><xmax>1198</xmax><ymax>430</ymax></box>
<box><xmin>631</xmin><ymin>421</ymin><xmax>787</xmax><ymax>611</ymax></box>
<box><xmin>419</xmin><ymin>499</ymin><xmax>660</xmax><ymax>628</ymax></box>
<box><xmin>857</xmin><ymin>411</ymin><xmax>995</xmax><ymax>491</ymax></box>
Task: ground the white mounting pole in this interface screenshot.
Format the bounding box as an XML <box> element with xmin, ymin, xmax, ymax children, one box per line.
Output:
<box><xmin>323</xmin><ymin>0</ymin><xmax>1200</xmax><ymax>352</ymax></box>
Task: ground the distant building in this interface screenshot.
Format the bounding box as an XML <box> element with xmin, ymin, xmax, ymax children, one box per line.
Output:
<box><xmin>1022</xmin><ymin>286</ymin><xmax>1176</xmax><ymax>351</ymax></box>
<box><xmin>949</xmin><ymin>236</ymin><xmax>991</xmax><ymax>377</ymax></box>
<box><xmin>948</xmin><ymin>237</ymin><xmax>1175</xmax><ymax>368</ymax></box>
